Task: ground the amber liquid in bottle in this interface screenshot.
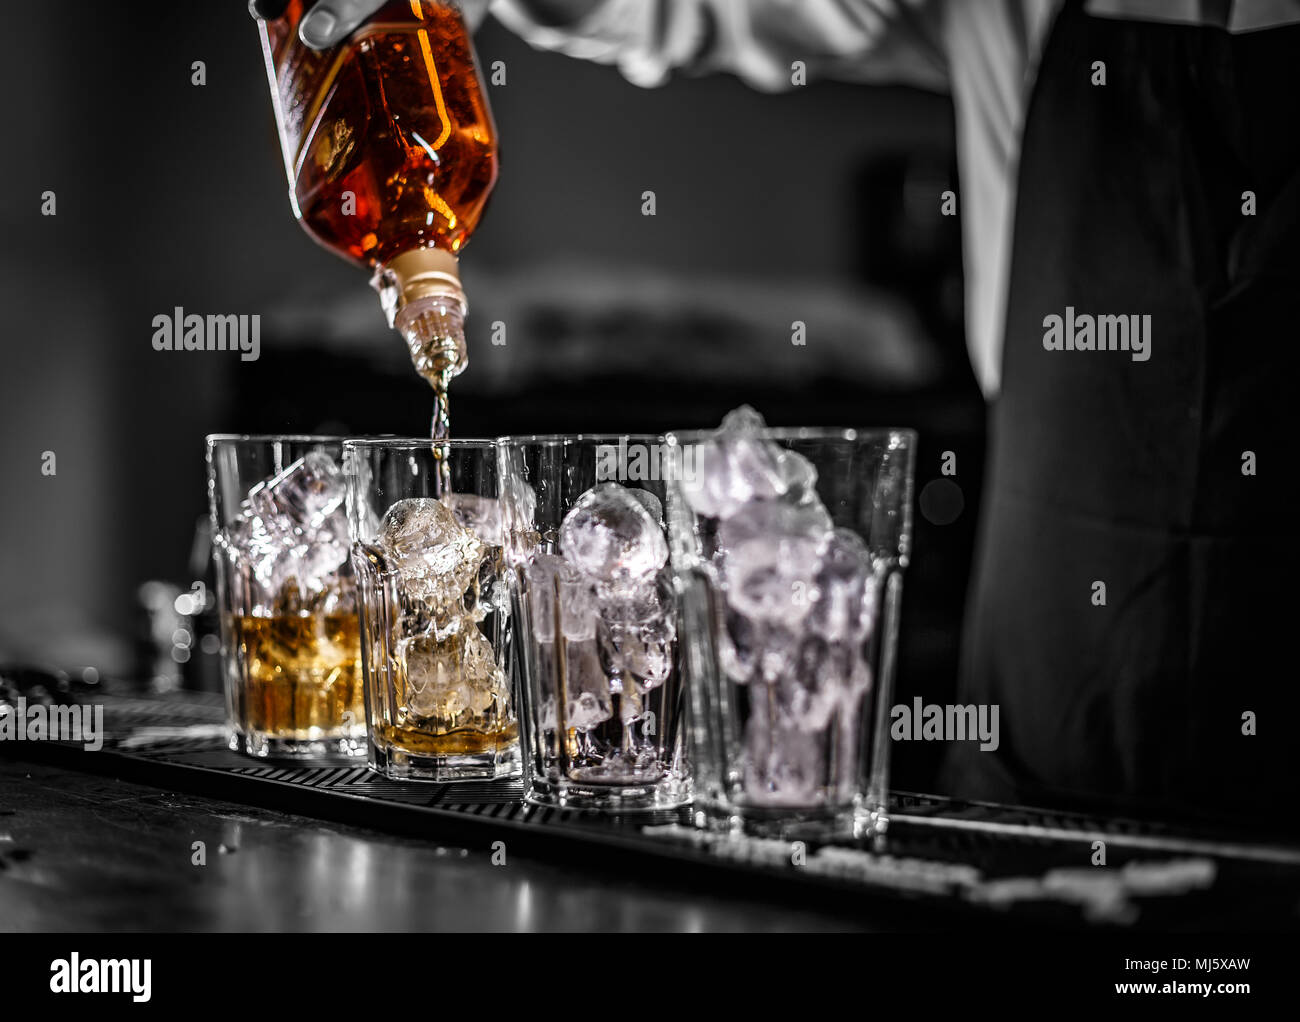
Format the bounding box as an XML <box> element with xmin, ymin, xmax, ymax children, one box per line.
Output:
<box><xmin>259</xmin><ymin>0</ymin><xmax>498</xmax><ymax>450</ymax></box>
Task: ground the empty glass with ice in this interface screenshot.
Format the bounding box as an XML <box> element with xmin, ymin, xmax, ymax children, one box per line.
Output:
<box><xmin>345</xmin><ymin>439</ymin><xmax>519</xmax><ymax>780</ymax></box>
<box><xmin>500</xmin><ymin>436</ymin><xmax>692</xmax><ymax>811</ymax></box>
<box><xmin>207</xmin><ymin>435</ymin><xmax>366</xmax><ymax>758</ymax></box>
<box><xmin>666</xmin><ymin>410</ymin><xmax>915</xmax><ymax>839</ymax></box>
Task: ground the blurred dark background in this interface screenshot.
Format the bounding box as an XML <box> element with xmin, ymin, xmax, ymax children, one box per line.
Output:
<box><xmin>0</xmin><ymin>1</ymin><xmax>983</xmax><ymax>794</ymax></box>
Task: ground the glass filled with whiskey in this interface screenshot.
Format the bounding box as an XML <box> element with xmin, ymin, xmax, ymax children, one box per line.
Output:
<box><xmin>344</xmin><ymin>438</ymin><xmax>519</xmax><ymax>780</ymax></box>
<box><xmin>207</xmin><ymin>435</ymin><xmax>366</xmax><ymax>759</ymax></box>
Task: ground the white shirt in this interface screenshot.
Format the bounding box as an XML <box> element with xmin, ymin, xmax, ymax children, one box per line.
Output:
<box><xmin>494</xmin><ymin>0</ymin><xmax>1300</xmax><ymax>397</ymax></box>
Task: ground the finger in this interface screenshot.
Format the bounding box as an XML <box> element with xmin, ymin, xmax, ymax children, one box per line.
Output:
<box><xmin>248</xmin><ymin>0</ymin><xmax>290</xmax><ymax>19</ymax></box>
<box><xmin>299</xmin><ymin>0</ymin><xmax>390</xmax><ymax>49</ymax></box>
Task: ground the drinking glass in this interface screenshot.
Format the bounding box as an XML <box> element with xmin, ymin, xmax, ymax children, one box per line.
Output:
<box><xmin>345</xmin><ymin>438</ymin><xmax>520</xmax><ymax>781</ymax></box>
<box><xmin>665</xmin><ymin>425</ymin><xmax>915</xmax><ymax>840</ymax></box>
<box><xmin>499</xmin><ymin>435</ymin><xmax>692</xmax><ymax>811</ymax></box>
<box><xmin>207</xmin><ymin>435</ymin><xmax>366</xmax><ymax>759</ymax></box>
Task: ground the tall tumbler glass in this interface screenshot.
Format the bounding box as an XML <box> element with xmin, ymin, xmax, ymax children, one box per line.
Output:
<box><xmin>499</xmin><ymin>436</ymin><xmax>692</xmax><ymax>811</ymax></box>
<box><xmin>345</xmin><ymin>438</ymin><xmax>520</xmax><ymax>781</ymax></box>
<box><xmin>207</xmin><ymin>435</ymin><xmax>366</xmax><ymax>759</ymax></box>
<box><xmin>665</xmin><ymin>423</ymin><xmax>915</xmax><ymax>840</ymax></box>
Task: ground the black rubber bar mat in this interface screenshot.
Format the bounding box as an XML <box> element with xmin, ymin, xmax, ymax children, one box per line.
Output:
<box><xmin>6</xmin><ymin>690</ymin><xmax>1300</xmax><ymax>929</ymax></box>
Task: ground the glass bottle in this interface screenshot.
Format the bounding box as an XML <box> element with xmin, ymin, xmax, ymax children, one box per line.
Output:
<box><xmin>257</xmin><ymin>0</ymin><xmax>498</xmax><ymax>432</ymax></box>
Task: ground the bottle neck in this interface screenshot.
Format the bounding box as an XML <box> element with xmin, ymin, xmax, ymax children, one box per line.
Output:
<box><xmin>395</xmin><ymin>297</ymin><xmax>467</xmax><ymax>382</ymax></box>
<box><xmin>371</xmin><ymin>248</ymin><xmax>469</xmax><ymax>383</ymax></box>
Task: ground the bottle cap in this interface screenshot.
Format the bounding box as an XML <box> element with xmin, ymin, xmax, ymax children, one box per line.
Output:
<box><xmin>371</xmin><ymin>248</ymin><xmax>467</xmax><ymax>328</ymax></box>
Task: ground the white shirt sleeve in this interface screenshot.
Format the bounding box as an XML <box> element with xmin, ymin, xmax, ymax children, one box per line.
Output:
<box><xmin>491</xmin><ymin>0</ymin><xmax>950</xmax><ymax>92</ymax></box>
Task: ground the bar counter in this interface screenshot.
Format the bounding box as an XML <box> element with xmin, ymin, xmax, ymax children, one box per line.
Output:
<box><xmin>3</xmin><ymin>691</ymin><xmax>1299</xmax><ymax>932</ymax></box>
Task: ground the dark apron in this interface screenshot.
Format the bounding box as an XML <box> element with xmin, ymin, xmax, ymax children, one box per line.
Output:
<box><xmin>941</xmin><ymin>0</ymin><xmax>1300</xmax><ymax>829</ymax></box>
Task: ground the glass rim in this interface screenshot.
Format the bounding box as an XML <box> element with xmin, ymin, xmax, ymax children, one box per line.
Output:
<box><xmin>342</xmin><ymin>436</ymin><xmax>497</xmax><ymax>449</ymax></box>
<box><xmin>665</xmin><ymin>426</ymin><xmax>917</xmax><ymax>444</ymax></box>
<box><xmin>206</xmin><ymin>433</ymin><xmax>358</xmax><ymax>448</ymax></box>
<box><xmin>496</xmin><ymin>433</ymin><xmax>666</xmax><ymax>445</ymax></box>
